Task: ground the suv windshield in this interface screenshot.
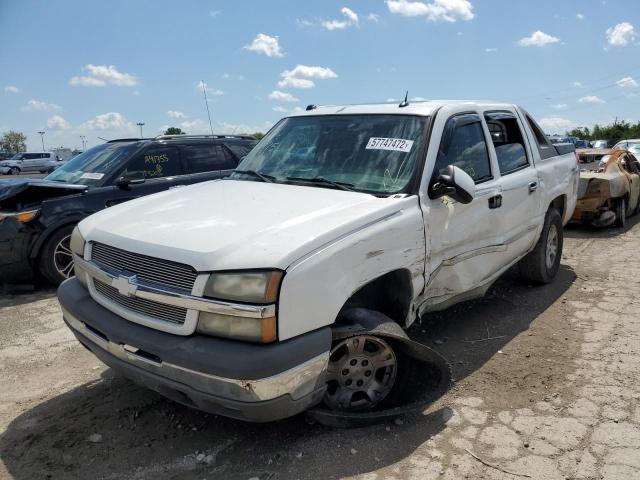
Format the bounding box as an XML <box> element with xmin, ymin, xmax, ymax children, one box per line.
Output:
<box><xmin>233</xmin><ymin>114</ymin><xmax>428</xmax><ymax>194</ymax></box>
<box><xmin>45</xmin><ymin>142</ymin><xmax>141</xmax><ymax>186</ymax></box>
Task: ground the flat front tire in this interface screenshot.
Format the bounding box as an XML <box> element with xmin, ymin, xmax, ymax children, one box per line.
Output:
<box><xmin>519</xmin><ymin>208</ymin><xmax>563</xmax><ymax>284</ymax></box>
<box><xmin>39</xmin><ymin>225</ymin><xmax>76</xmax><ymax>285</ymax></box>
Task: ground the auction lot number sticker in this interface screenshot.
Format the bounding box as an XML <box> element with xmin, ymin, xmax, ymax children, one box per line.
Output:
<box><xmin>365</xmin><ymin>137</ymin><xmax>414</xmax><ymax>153</ymax></box>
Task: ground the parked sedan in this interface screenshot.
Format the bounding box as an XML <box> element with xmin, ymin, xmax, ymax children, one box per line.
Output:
<box><xmin>571</xmin><ymin>149</ymin><xmax>640</xmax><ymax>227</ymax></box>
<box><xmin>0</xmin><ymin>134</ymin><xmax>257</xmax><ymax>285</ymax></box>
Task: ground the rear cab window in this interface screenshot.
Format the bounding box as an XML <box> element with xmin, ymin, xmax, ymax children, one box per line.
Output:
<box><xmin>484</xmin><ymin>111</ymin><xmax>530</xmax><ymax>175</ymax></box>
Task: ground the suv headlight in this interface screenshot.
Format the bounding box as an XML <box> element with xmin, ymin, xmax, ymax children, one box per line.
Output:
<box><xmin>70</xmin><ymin>227</ymin><xmax>88</xmax><ymax>287</ymax></box>
<box><xmin>197</xmin><ymin>270</ymin><xmax>283</xmax><ymax>343</ymax></box>
<box><xmin>0</xmin><ymin>209</ymin><xmax>40</xmax><ymax>224</ymax></box>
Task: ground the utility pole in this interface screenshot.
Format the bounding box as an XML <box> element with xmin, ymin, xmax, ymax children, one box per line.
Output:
<box><xmin>136</xmin><ymin>122</ymin><xmax>145</xmax><ymax>138</ymax></box>
<box><xmin>80</xmin><ymin>135</ymin><xmax>86</xmax><ymax>150</ymax></box>
<box><xmin>37</xmin><ymin>131</ymin><xmax>45</xmax><ymax>151</ymax></box>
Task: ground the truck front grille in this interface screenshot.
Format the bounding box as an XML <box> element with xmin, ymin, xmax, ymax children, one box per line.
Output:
<box><xmin>93</xmin><ymin>279</ymin><xmax>188</xmax><ymax>325</ymax></box>
<box><xmin>91</xmin><ymin>242</ymin><xmax>198</xmax><ymax>292</ymax></box>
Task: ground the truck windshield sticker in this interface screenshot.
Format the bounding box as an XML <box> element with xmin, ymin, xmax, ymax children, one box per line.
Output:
<box><xmin>366</xmin><ymin>137</ymin><xmax>414</xmax><ymax>153</ymax></box>
<box><xmin>80</xmin><ymin>172</ymin><xmax>105</xmax><ymax>180</ymax></box>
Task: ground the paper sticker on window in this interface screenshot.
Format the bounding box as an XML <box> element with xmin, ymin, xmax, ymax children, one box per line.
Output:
<box><xmin>366</xmin><ymin>137</ymin><xmax>414</xmax><ymax>153</ymax></box>
<box><xmin>80</xmin><ymin>172</ymin><xmax>104</xmax><ymax>180</ymax></box>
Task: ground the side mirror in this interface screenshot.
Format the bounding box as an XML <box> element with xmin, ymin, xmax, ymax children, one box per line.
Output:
<box><xmin>429</xmin><ymin>165</ymin><xmax>475</xmax><ymax>204</ymax></box>
<box><xmin>116</xmin><ymin>171</ymin><xmax>146</xmax><ymax>188</ymax></box>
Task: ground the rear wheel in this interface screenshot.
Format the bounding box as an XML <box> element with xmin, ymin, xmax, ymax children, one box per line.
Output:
<box><xmin>39</xmin><ymin>225</ymin><xmax>76</xmax><ymax>285</ymax></box>
<box><xmin>615</xmin><ymin>198</ymin><xmax>627</xmax><ymax>228</ymax></box>
<box><xmin>519</xmin><ymin>208</ymin><xmax>563</xmax><ymax>284</ymax></box>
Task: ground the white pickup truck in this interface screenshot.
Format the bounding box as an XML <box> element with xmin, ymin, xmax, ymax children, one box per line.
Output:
<box><xmin>58</xmin><ymin>101</ymin><xmax>578</xmax><ymax>422</ymax></box>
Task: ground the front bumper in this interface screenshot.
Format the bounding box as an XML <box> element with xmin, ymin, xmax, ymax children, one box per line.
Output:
<box><xmin>0</xmin><ymin>219</ymin><xmax>34</xmax><ymax>282</ymax></box>
<box><xmin>58</xmin><ymin>278</ymin><xmax>332</xmax><ymax>422</ymax></box>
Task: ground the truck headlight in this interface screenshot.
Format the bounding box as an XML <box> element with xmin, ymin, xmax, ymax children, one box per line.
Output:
<box><xmin>70</xmin><ymin>227</ymin><xmax>88</xmax><ymax>287</ymax></box>
<box><xmin>203</xmin><ymin>270</ymin><xmax>283</xmax><ymax>304</ymax></box>
<box><xmin>196</xmin><ymin>312</ymin><xmax>277</xmax><ymax>343</ymax></box>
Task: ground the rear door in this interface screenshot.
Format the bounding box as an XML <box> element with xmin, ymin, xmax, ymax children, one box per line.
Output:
<box><xmin>21</xmin><ymin>153</ymin><xmax>41</xmax><ymax>172</ymax></box>
<box><xmin>483</xmin><ymin>110</ymin><xmax>541</xmax><ymax>259</ymax></box>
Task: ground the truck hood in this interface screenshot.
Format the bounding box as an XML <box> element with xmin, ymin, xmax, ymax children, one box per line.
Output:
<box><xmin>0</xmin><ymin>179</ymin><xmax>87</xmax><ymax>211</ymax></box>
<box><xmin>80</xmin><ymin>179</ymin><xmax>412</xmax><ymax>271</ymax></box>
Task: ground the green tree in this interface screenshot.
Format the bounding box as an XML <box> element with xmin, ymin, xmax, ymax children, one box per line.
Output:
<box><xmin>164</xmin><ymin>127</ymin><xmax>185</xmax><ymax>135</ymax></box>
<box><xmin>1</xmin><ymin>130</ymin><xmax>27</xmax><ymax>153</ymax></box>
<box><xmin>252</xmin><ymin>132</ymin><xmax>265</xmax><ymax>140</ymax></box>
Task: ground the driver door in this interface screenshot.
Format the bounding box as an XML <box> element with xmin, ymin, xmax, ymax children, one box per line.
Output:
<box><xmin>420</xmin><ymin>111</ymin><xmax>506</xmax><ymax>308</ymax></box>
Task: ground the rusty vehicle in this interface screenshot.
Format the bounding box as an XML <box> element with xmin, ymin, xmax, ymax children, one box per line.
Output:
<box><xmin>572</xmin><ymin>149</ymin><xmax>640</xmax><ymax>227</ymax></box>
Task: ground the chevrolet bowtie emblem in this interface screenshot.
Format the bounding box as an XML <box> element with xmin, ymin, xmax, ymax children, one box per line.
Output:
<box><xmin>112</xmin><ymin>274</ymin><xmax>138</xmax><ymax>297</ymax></box>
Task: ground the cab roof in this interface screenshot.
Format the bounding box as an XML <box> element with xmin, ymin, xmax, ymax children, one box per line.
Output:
<box><xmin>288</xmin><ymin>100</ymin><xmax>518</xmax><ymax>117</ymax></box>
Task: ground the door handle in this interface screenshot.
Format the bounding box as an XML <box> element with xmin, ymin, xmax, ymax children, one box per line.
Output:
<box><xmin>488</xmin><ymin>194</ymin><xmax>502</xmax><ymax>209</ymax></box>
<box><xmin>528</xmin><ymin>182</ymin><xmax>538</xmax><ymax>193</ymax></box>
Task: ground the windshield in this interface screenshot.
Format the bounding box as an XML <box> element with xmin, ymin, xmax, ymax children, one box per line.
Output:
<box><xmin>9</xmin><ymin>153</ymin><xmax>23</xmax><ymax>160</ymax></box>
<box><xmin>233</xmin><ymin>114</ymin><xmax>428</xmax><ymax>194</ymax></box>
<box><xmin>44</xmin><ymin>142</ymin><xmax>141</xmax><ymax>186</ymax></box>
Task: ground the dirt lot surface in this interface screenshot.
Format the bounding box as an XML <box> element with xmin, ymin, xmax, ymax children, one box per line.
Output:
<box><xmin>0</xmin><ymin>173</ymin><xmax>47</xmax><ymax>180</ymax></box>
<box><xmin>1</xmin><ymin>221</ymin><xmax>639</xmax><ymax>480</ymax></box>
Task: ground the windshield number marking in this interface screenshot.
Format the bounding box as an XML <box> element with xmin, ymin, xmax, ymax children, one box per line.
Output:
<box><xmin>366</xmin><ymin>137</ymin><xmax>414</xmax><ymax>153</ymax></box>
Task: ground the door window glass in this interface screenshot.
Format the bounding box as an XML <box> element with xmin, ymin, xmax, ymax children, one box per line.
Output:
<box><xmin>181</xmin><ymin>144</ymin><xmax>237</xmax><ymax>174</ymax></box>
<box><xmin>127</xmin><ymin>146</ymin><xmax>182</xmax><ymax>178</ymax></box>
<box><xmin>435</xmin><ymin>115</ymin><xmax>492</xmax><ymax>183</ymax></box>
<box><xmin>485</xmin><ymin>112</ymin><xmax>529</xmax><ymax>175</ymax></box>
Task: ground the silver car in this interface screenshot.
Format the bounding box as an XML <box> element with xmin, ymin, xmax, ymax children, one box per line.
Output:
<box><xmin>0</xmin><ymin>152</ymin><xmax>63</xmax><ymax>175</ymax></box>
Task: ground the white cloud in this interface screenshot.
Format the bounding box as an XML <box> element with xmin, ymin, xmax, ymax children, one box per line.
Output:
<box><xmin>268</xmin><ymin>90</ymin><xmax>299</xmax><ymax>102</ymax></box>
<box><xmin>272</xmin><ymin>106</ymin><xmax>289</xmax><ymax>113</ymax></box>
<box><xmin>606</xmin><ymin>22</ymin><xmax>636</xmax><ymax>46</ymax></box>
<box><xmin>167</xmin><ymin>110</ymin><xmax>186</xmax><ymax>119</ymax></box>
<box><xmin>367</xmin><ymin>13</ymin><xmax>380</xmax><ymax>22</ymax></box>
<box><xmin>278</xmin><ymin>65</ymin><xmax>338</xmax><ymax>89</ymax></box>
<box><xmin>485</xmin><ymin>48</ymin><xmax>497</xmax><ymax>53</ymax></box>
<box><xmin>69</xmin><ymin>64</ymin><xmax>137</xmax><ymax>87</ymax></box>
<box><xmin>244</xmin><ymin>33</ymin><xmax>284</xmax><ymax>58</ymax></box>
<box><xmin>177</xmin><ymin>119</ymin><xmax>273</xmax><ymax>135</ymax></box>
<box><xmin>576</xmin><ymin>13</ymin><xmax>584</xmax><ymax>20</ymax></box>
<box><xmin>80</xmin><ymin>112</ymin><xmax>135</xmax><ymax>131</ymax></box>
<box><xmin>616</xmin><ymin>76</ymin><xmax>638</xmax><ymax>88</ymax></box>
<box><xmin>196</xmin><ymin>81</ymin><xmax>224</xmax><ymax>96</ymax></box>
<box><xmin>46</xmin><ymin>115</ymin><xmax>70</xmax><ymax>130</ymax></box>
<box><xmin>579</xmin><ymin>95</ymin><xmax>606</xmax><ymax>104</ymax></box>
<box><xmin>209</xmin><ymin>10</ymin><xmax>222</xmax><ymax>17</ymax></box>
<box><xmin>572</xmin><ymin>81</ymin><xmax>583</xmax><ymax>88</ymax></box>
<box><xmin>296</xmin><ymin>19</ymin><xmax>315</xmax><ymax>28</ymax></box>
<box><xmin>537</xmin><ymin>117</ymin><xmax>576</xmax><ymax>134</ymax></box>
<box><xmin>322</xmin><ymin>7</ymin><xmax>359</xmax><ymax>30</ymax></box>
<box><xmin>551</xmin><ymin>103</ymin><xmax>568</xmax><ymax>110</ymax></box>
<box><xmin>4</xmin><ymin>85</ymin><xmax>20</xmax><ymax>93</ymax></box>
<box><xmin>21</xmin><ymin>99</ymin><xmax>61</xmax><ymax>112</ymax></box>
<box><xmin>518</xmin><ymin>30</ymin><xmax>560</xmax><ymax>47</ymax></box>
<box><xmin>386</xmin><ymin>0</ymin><xmax>474</xmax><ymax>22</ymax></box>
<box><xmin>411</xmin><ymin>96</ymin><xmax>428</xmax><ymax>101</ymax></box>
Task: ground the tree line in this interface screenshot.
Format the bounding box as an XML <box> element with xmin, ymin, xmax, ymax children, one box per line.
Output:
<box><xmin>568</xmin><ymin>120</ymin><xmax>640</xmax><ymax>146</ymax></box>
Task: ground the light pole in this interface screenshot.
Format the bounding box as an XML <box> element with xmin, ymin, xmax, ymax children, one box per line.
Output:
<box><xmin>80</xmin><ymin>135</ymin><xmax>86</xmax><ymax>150</ymax></box>
<box><xmin>136</xmin><ymin>122</ymin><xmax>145</xmax><ymax>138</ymax></box>
<box><xmin>37</xmin><ymin>131</ymin><xmax>45</xmax><ymax>152</ymax></box>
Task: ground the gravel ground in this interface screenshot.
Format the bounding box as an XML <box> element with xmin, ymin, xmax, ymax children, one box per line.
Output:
<box><xmin>0</xmin><ymin>220</ymin><xmax>639</xmax><ymax>480</ymax></box>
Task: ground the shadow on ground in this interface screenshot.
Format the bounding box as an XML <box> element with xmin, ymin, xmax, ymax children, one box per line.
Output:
<box><xmin>0</xmin><ymin>265</ymin><xmax>576</xmax><ymax>480</ymax></box>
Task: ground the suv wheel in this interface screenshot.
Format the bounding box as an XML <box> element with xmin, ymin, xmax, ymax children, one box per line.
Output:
<box><xmin>9</xmin><ymin>166</ymin><xmax>20</xmax><ymax>175</ymax></box>
<box><xmin>39</xmin><ymin>225</ymin><xmax>76</xmax><ymax>285</ymax></box>
<box><xmin>519</xmin><ymin>208</ymin><xmax>563</xmax><ymax>284</ymax></box>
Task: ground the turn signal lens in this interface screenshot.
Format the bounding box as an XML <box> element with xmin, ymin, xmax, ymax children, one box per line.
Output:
<box><xmin>0</xmin><ymin>209</ymin><xmax>40</xmax><ymax>223</ymax></box>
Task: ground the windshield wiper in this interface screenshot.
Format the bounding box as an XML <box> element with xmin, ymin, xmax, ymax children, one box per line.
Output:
<box><xmin>231</xmin><ymin>169</ymin><xmax>275</xmax><ymax>183</ymax></box>
<box><xmin>285</xmin><ymin>176</ymin><xmax>355</xmax><ymax>192</ymax></box>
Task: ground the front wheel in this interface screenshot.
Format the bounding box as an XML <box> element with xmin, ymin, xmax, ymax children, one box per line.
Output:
<box><xmin>9</xmin><ymin>167</ymin><xmax>20</xmax><ymax>175</ymax></box>
<box><xmin>615</xmin><ymin>198</ymin><xmax>627</xmax><ymax>228</ymax></box>
<box><xmin>519</xmin><ymin>208</ymin><xmax>563</xmax><ymax>284</ymax></box>
<box><xmin>39</xmin><ymin>225</ymin><xmax>76</xmax><ymax>285</ymax></box>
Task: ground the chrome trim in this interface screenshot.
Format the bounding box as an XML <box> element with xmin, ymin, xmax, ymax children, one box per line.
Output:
<box><xmin>63</xmin><ymin>306</ymin><xmax>328</xmax><ymax>402</ymax></box>
<box><xmin>75</xmin><ymin>254</ymin><xmax>276</xmax><ymax>319</ymax></box>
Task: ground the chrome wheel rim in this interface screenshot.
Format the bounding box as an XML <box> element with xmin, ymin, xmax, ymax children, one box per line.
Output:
<box><xmin>546</xmin><ymin>224</ymin><xmax>558</xmax><ymax>270</ymax></box>
<box><xmin>53</xmin><ymin>234</ymin><xmax>74</xmax><ymax>279</ymax></box>
<box><xmin>324</xmin><ymin>335</ymin><xmax>397</xmax><ymax>412</ymax></box>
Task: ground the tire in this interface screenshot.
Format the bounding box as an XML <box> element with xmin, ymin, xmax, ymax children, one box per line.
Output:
<box><xmin>38</xmin><ymin>225</ymin><xmax>76</xmax><ymax>286</ymax></box>
<box><xmin>519</xmin><ymin>208</ymin><xmax>563</xmax><ymax>284</ymax></box>
<box><xmin>615</xmin><ymin>198</ymin><xmax>627</xmax><ymax>228</ymax></box>
<box><xmin>9</xmin><ymin>167</ymin><xmax>20</xmax><ymax>175</ymax></box>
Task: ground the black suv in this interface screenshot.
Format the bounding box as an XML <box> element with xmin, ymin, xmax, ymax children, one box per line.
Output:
<box><xmin>0</xmin><ymin>134</ymin><xmax>257</xmax><ymax>285</ymax></box>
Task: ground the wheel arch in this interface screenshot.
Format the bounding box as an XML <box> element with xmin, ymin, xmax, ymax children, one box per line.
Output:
<box><xmin>30</xmin><ymin>216</ymin><xmax>85</xmax><ymax>260</ymax></box>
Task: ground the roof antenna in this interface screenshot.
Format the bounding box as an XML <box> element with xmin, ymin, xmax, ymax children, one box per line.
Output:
<box><xmin>201</xmin><ymin>80</ymin><xmax>215</xmax><ymax>136</ymax></box>
<box><xmin>399</xmin><ymin>91</ymin><xmax>409</xmax><ymax>108</ymax></box>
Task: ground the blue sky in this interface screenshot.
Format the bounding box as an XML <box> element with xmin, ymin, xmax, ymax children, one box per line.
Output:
<box><xmin>1</xmin><ymin>0</ymin><xmax>639</xmax><ymax>151</ymax></box>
